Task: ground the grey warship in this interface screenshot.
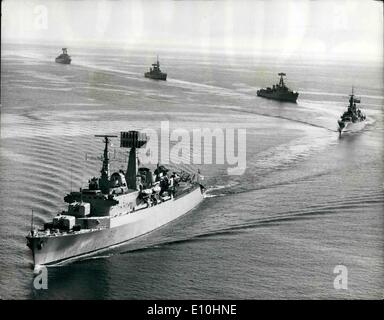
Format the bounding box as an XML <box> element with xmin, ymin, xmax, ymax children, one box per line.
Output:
<box><xmin>257</xmin><ymin>73</ymin><xmax>299</xmax><ymax>103</ymax></box>
<box><xmin>55</xmin><ymin>48</ymin><xmax>71</xmax><ymax>64</ymax></box>
<box><xmin>145</xmin><ymin>56</ymin><xmax>167</xmax><ymax>80</ymax></box>
<box><xmin>26</xmin><ymin>131</ymin><xmax>204</xmax><ymax>266</ymax></box>
<box><xmin>338</xmin><ymin>88</ymin><xmax>366</xmax><ymax>136</ymax></box>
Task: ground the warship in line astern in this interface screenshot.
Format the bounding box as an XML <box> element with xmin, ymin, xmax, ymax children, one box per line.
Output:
<box><xmin>257</xmin><ymin>73</ymin><xmax>299</xmax><ymax>103</ymax></box>
<box><xmin>55</xmin><ymin>48</ymin><xmax>71</xmax><ymax>64</ymax></box>
<box><xmin>26</xmin><ymin>131</ymin><xmax>204</xmax><ymax>266</ymax></box>
<box><xmin>338</xmin><ymin>88</ymin><xmax>366</xmax><ymax>136</ymax></box>
<box><xmin>144</xmin><ymin>56</ymin><xmax>167</xmax><ymax>80</ymax></box>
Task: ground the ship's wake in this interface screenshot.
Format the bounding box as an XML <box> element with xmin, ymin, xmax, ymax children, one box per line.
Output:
<box><xmin>115</xmin><ymin>190</ymin><xmax>383</xmax><ymax>256</ymax></box>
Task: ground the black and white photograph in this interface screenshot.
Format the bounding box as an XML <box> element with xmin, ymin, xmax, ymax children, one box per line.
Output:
<box><xmin>0</xmin><ymin>0</ymin><xmax>383</xmax><ymax>303</ymax></box>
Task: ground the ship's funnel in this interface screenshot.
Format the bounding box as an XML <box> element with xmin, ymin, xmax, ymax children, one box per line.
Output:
<box><xmin>120</xmin><ymin>131</ymin><xmax>148</xmax><ymax>190</ymax></box>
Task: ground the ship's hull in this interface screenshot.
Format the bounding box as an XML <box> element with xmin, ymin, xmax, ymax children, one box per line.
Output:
<box><xmin>144</xmin><ymin>72</ymin><xmax>167</xmax><ymax>80</ymax></box>
<box><xmin>55</xmin><ymin>58</ymin><xmax>71</xmax><ymax>64</ymax></box>
<box><xmin>338</xmin><ymin>120</ymin><xmax>366</xmax><ymax>135</ymax></box>
<box><xmin>28</xmin><ymin>186</ymin><xmax>203</xmax><ymax>265</ymax></box>
<box><xmin>257</xmin><ymin>90</ymin><xmax>298</xmax><ymax>103</ymax></box>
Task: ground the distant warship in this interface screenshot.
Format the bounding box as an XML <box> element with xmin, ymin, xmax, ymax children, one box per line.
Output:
<box><xmin>55</xmin><ymin>48</ymin><xmax>71</xmax><ymax>64</ymax></box>
<box><xmin>257</xmin><ymin>73</ymin><xmax>299</xmax><ymax>103</ymax></box>
<box><xmin>338</xmin><ymin>88</ymin><xmax>366</xmax><ymax>136</ymax></box>
<box><xmin>26</xmin><ymin>131</ymin><xmax>204</xmax><ymax>266</ymax></box>
<box><xmin>145</xmin><ymin>56</ymin><xmax>167</xmax><ymax>80</ymax></box>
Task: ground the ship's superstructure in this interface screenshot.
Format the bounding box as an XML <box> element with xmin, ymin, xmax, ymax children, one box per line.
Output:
<box><xmin>338</xmin><ymin>88</ymin><xmax>366</xmax><ymax>136</ymax></box>
<box><xmin>55</xmin><ymin>48</ymin><xmax>71</xmax><ymax>64</ymax></box>
<box><xmin>257</xmin><ymin>73</ymin><xmax>299</xmax><ymax>103</ymax></box>
<box><xmin>144</xmin><ymin>56</ymin><xmax>167</xmax><ymax>80</ymax></box>
<box><xmin>26</xmin><ymin>131</ymin><xmax>204</xmax><ymax>266</ymax></box>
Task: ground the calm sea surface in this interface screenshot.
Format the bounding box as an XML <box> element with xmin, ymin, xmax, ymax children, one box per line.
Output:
<box><xmin>0</xmin><ymin>43</ymin><xmax>383</xmax><ymax>299</ymax></box>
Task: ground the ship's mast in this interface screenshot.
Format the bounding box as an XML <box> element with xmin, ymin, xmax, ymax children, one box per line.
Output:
<box><xmin>95</xmin><ymin>135</ymin><xmax>117</xmax><ymax>193</ymax></box>
<box><xmin>278</xmin><ymin>73</ymin><xmax>286</xmax><ymax>87</ymax></box>
<box><xmin>349</xmin><ymin>86</ymin><xmax>360</xmax><ymax>107</ymax></box>
<box><xmin>30</xmin><ymin>209</ymin><xmax>34</xmax><ymax>232</ymax></box>
<box><xmin>349</xmin><ymin>87</ymin><xmax>354</xmax><ymax>107</ymax></box>
<box><xmin>120</xmin><ymin>131</ymin><xmax>148</xmax><ymax>190</ymax></box>
<box><xmin>152</xmin><ymin>55</ymin><xmax>160</xmax><ymax>70</ymax></box>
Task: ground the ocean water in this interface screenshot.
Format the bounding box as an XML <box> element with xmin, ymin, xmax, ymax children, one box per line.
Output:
<box><xmin>0</xmin><ymin>43</ymin><xmax>383</xmax><ymax>299</ymax></box>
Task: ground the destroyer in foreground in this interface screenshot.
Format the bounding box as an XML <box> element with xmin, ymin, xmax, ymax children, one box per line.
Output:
<box><xmin>145</xmin><ymin>56</ymin><xmax>167</xmax><ymax>80</ymax></box>
<box><xmin>26</xmin><ymin>131</ymin><xmax>204</xmax><ymax>266</ymax></box>
<box><xmin>55</xmin><ymin>48</ymin><xmax>71</xmax><ymax>64</ymax></box>
<box><xmin>338</xmin><ymin>88</ymin><xmax>366</xmax><ymax>136</ymax></box>
<box><xmin>257</xmin><ymin>73</ymin><xmax>299</xmax><ymax>103</ymax></box>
